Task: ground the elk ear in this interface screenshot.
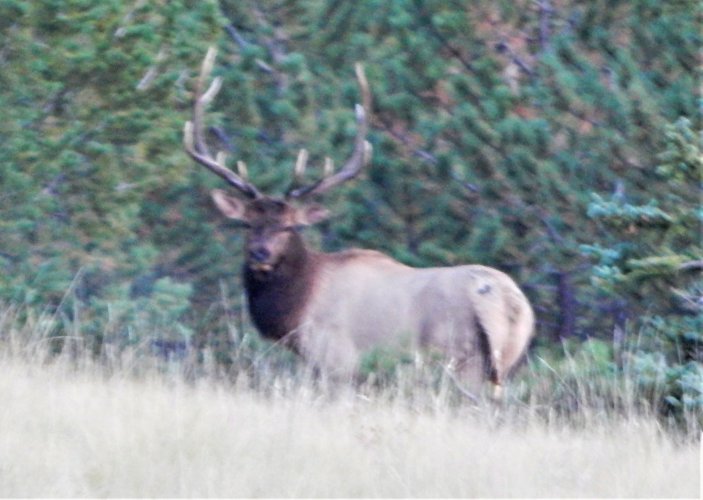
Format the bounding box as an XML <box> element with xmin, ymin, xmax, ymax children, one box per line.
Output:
<box><xmin>211</xmin><ymin>189</ymin><xmax>247</xmax><ymax>220</ymax></box>
<box><xmin>294</xmin><ymin>203</ymin><xmax>330</xmax><ymax>226</ymax></box>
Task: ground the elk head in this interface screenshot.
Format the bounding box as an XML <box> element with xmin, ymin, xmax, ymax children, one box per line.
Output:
<box><xmin>183</xmin><ymin>47</ymin><xmax>372</xmax><ymax>278</ymax></box>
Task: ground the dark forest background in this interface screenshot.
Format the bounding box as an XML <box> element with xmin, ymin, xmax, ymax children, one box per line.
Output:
<box><xmin>0</xmin><ymin>0</ymin><xmax>700</xmax><ymax>419</ymax></box>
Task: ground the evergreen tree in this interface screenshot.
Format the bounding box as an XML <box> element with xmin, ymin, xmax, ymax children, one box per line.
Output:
<box><xmin>582</xmin><ymin>117</ymin><xmax>702</xmax><ymax>420</ymax></box>
<box><xmin>0</xmin><ymin>0</ymin><xmax>222</xmax><ymax>346</ymax></box>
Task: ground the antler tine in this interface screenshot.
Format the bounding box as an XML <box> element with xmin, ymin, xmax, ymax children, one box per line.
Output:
<box><xmin>237</xmin><ymin>160</ymin><xmax>249</xmax><ymax>181</ymax></box>
<box><xmin>287</xmin><ymin>63</ymin><xmax>372</xmax><ymax>199</ymax></box>
<box><xmin>216</xmin><ymin>150</ymin><xmax>227</xmax><ymax>166</ymax></box>
<box><xmin>323</xmin><ymin>157</ymin><xmax>334</xmax><ymax>177</ymax></box>
<box><xmin>184</xmin><ymin>46</ymin><xmax>261</xmax><ymax>199</ymax></box>
<box><xmin>294</xmin><ymin>148</ymin><xmax>309</xmax><ymax>180</ymax></box>
<box><xmin>283</xmin><ymin>149</ymin><xmax>309</xmax><ymax>197</ymax></box>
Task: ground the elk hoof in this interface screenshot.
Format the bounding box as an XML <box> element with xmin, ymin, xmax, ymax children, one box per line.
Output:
<box><xmin>491</xmin><ymin>383</ymin><xmax>503</xmax><ymax>401</ymax></box>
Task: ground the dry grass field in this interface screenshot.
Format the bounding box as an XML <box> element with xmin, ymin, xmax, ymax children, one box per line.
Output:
<box><xmin>0</xmin><ymin>352</ymin><xmax>699</xmax><ymax>498</ymax></box>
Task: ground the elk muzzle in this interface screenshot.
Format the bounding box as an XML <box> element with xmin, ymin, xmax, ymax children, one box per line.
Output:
<box><xmin>248</xmin><ymin>246</ymin><xmax>274</xmax><ymax>273</ymax></box>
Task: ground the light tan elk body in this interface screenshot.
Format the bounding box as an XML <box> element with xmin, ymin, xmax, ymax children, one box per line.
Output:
<box><xmin>184</xmin><ymin>48</ymin><xmax>535</xmax><ymax>393</ymax></box>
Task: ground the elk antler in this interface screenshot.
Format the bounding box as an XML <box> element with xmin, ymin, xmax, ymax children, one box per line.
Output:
<box><xmin>286</xmin><ymin>63</ymin><xmax>372</xmax><ymax>199</ymax></box>
<box><xmin>184</xmin><ymin>47</ymin><xmax>262</xmax><ymax>199</ymax></box>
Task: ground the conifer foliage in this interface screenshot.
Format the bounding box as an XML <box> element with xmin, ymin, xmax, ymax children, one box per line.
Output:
<box><xmin>0</xmin><ymin>1</ymin><xmax>699</xmax><ymax>416</ymax></box>
<box><xmin>583</xmin><ymin>117</ymin><xmax>702</xmax><ymax>418</ymax></box>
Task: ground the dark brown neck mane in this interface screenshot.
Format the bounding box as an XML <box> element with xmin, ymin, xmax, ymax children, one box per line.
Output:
<box><xmin>243</xmin><ymin>232</ymin><xmax>316</xmax><ymax>343</ymax></box>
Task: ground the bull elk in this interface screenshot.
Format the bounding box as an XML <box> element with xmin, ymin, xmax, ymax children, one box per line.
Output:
<box><xmin>184</xmin><ymin>48</ymin><xmax>535</xmax><ymax>396</ymax></box>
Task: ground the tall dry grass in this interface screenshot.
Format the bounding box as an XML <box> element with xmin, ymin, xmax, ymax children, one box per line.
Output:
<box><xmin>0</xmin><ymin>305</ymin><xmax>700</xmax><ymax>497</ymax></box>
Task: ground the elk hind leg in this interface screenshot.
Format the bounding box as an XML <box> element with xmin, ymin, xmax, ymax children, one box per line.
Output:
<box><xmin>474</xmin><ymin>310</ymin><xmax>511</xmax><ymax>399</ymax></box>
<box><xmin>496</xmin><ymin>296</ymin><xmax>535</xmax><ymax>382</ymax></box>
<box><xmin>477</xmin><ymin>298</ymin><xmax>535</xmax><ymax>399</ymax></box>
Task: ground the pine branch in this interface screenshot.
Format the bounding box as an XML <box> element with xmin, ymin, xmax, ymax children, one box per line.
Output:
<box><xmin>225</xmin><ymin>24</ymin><xmax>251</xmax><ymax>50</ymax></box>
<box><xmin>412</xmin><ymin>0</ymin><xmax>478</xmax><ymax>81</ymax></box>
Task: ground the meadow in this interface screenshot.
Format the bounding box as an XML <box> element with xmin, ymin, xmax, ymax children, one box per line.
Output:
<box><xmin>0</xmin><ymin>308</ymin><xmax>699</xmax><ymax>498</ymax></box>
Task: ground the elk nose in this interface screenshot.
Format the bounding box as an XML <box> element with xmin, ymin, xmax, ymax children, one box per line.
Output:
<box><xmin>248</xmin><ymin>247</ymin><xmax>271</xmax><ymax>263</ymax></box>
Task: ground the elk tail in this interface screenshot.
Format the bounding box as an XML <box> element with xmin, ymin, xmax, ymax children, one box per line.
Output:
<box><xmin>470</xmin><ymin>277</ymin><xmax>535</xmax><ymax>399</ymax></box>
